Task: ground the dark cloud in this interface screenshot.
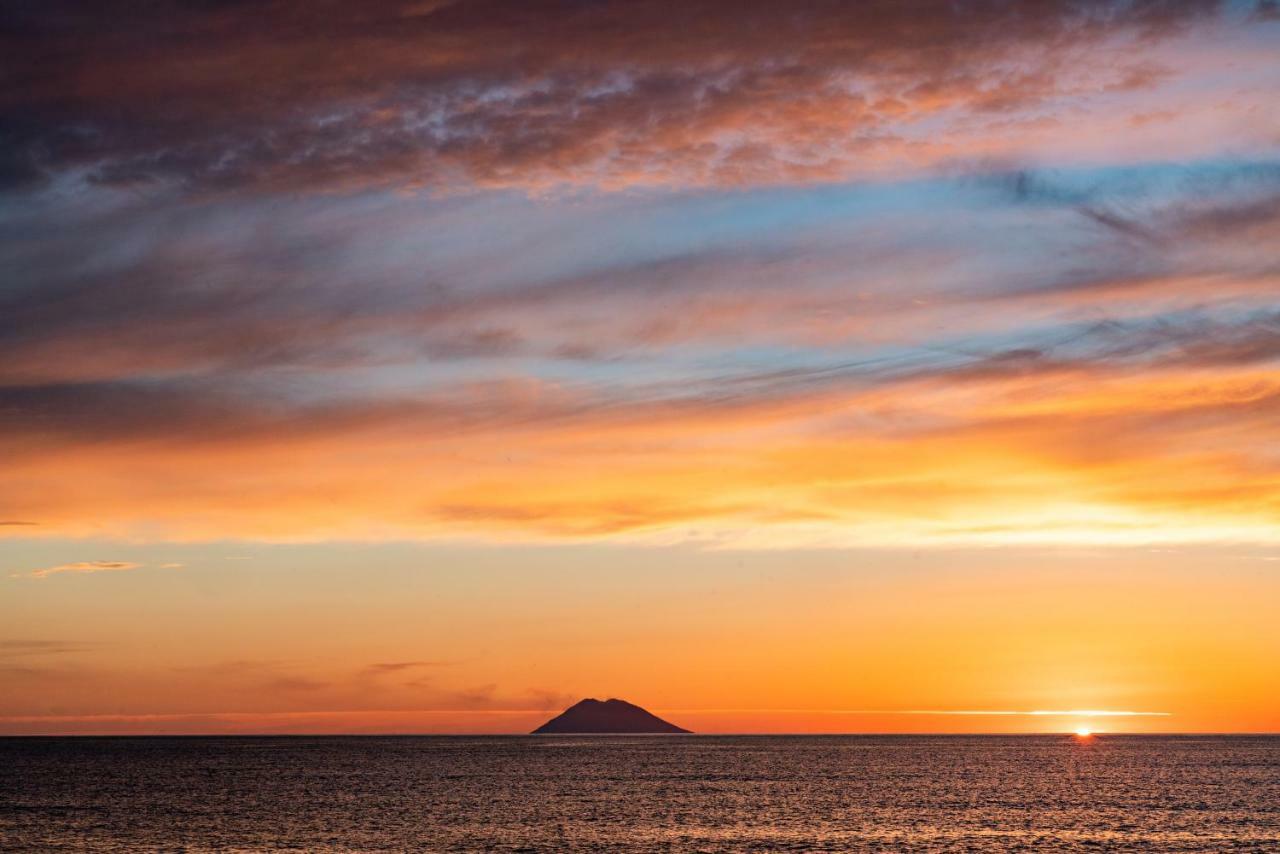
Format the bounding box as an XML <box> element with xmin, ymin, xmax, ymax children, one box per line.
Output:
<box><xmin>0</xmin><ymin>665</ymin><xmax>81</xmax><ymax>681</ymax></box>
<box><xmin>1168</xmin><ymin>192</ymin><xmax>1280</xmax><ymax>240</ymax></box>
<box><xmin>0</xmin><ymin>640</ymin><xmax>96</xmax><ymax>656</ymax></box>
<box><xmin>0</xmin><ymin>1</ymin><xmax>1275</xmax><ymax>545</ymax></box>
<box><xmin>993</xmin><ymin>162</ymin><xmax>1280</xmax><ymax>246</ymax></box>
<box><xmin>1076</xmin><ymin>205</ymin><xmax>1164</xmax><ymax>245</ymax></box>
<box><xmin>1</xmin><ymin>154</ymin><xmax>1272</xmax><ymax>398</ymax></box>
<box><xmin>364</xmin><ymin>661</ymin><xmax>458</xmax><ymax>674</ymax></box>
<box><xmin>1</xmin><ymin>303</ymin><xmax>1275</xmax><ymax>456</ymax></box>
<box><xmin>2</xmin><ymin>0</ymin><xmax>1224</xmax><ymax>194</ymax></box>
<box><xmin>944</xmin><ymin>314</ymin><xmax>1280</xmax><ymax>390</ymax></box>
<box><xmin>0</xmin><ymin>374</ymin><xmax>595</xmax><ymax>447</ymax></box>
<box><xmin>0</xmin><ymin>205</ymin><xmax>538</xmax><ymax>386</ymax></box>
<box><xmin>1253</xmin><ymin>0</ymin><xmax>1280</xmax><ymax>21</ymax></box>
<box><xmin>262</xmin><ymin>676</ymin><xmax>329</xmax><ymax>692</ymax></box>
<box><xmin>0</xmin><ymin>195</ymin><xmax>820</xmax><ymax>386</ymax></box>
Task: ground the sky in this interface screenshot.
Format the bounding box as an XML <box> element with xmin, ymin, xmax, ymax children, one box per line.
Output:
<box><xmin>2</xmin><ymin>0</ymin><xmax>1279</xmax><ymax>735</ymax></box>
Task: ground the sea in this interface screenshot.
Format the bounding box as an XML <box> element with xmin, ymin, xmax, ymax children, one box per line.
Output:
<box><xmin>3</xmin><ymin>735</ymin><xmax>1278</xmax><ymax>852</ymax></box>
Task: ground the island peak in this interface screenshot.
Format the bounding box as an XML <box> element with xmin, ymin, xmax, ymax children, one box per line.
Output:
<box><xmin>532</xmin><ymin>698</ymin><xmax>691</xmax><ymax>734</ymax></box>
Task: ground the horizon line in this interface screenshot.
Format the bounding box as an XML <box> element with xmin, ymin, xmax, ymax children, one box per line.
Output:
<box><xmin>6</xmin><ymin>732</ymin><xmax>1276</xmax><ymax>738</ymax></box>
<box><xmin>0</xmin><ymin>708</ymin><xmax>1173</xmax><ymax>724</ymax></box>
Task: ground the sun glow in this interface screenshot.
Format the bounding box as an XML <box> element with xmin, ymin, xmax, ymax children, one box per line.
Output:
<box><xmin>1074</xmin><ymin>726</ymin><xmax>1093</xmax><ymax>738</ymax></box>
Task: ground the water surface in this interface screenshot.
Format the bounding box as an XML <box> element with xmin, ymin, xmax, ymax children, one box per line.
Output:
<box><xmin>4</xmin><ymin>735</ymin><xmax>1278</xmax><ymax>851</ymax></box>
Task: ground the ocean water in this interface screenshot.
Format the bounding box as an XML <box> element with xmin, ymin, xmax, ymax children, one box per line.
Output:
<box><xmin>3</xmin><ymin>735</ymin><xmax>1278</xmax><ymax>852</ymax></box>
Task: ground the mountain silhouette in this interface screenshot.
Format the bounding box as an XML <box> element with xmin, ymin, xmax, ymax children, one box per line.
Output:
<box><xmin>531</xmin><ymin>698</ymin><xmax>691</xmax><ymax>734</ymax></box>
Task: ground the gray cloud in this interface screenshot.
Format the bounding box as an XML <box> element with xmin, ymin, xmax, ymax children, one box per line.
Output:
<box><xmin>993</xmin><ymin>162</ymin><xmax>1280</xmax><ymax>250</ymax></box>
<box><xmin>2</xmin><ymin>0</ymin><xmax>1225</xmax><ymax>195</ymax></box>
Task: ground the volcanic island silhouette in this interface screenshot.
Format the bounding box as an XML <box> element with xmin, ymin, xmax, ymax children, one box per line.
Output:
<box><xmin>532</xmin><ymin>698</ymin><xmax>692</xmax><ymax>734</ymax></box>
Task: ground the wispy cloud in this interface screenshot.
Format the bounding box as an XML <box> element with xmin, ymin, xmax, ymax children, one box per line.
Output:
<box><xmin>2</xmin><ymin>0</ymin><xmax>1250</xmax><ymax>196</ymax></box>
<box><xmin>0</xmin><ymin>2</ymin><xmax>1276</xmax><ymax>551</ymax></box>
<box><xmin>0</xmin><ymin>640</ymin><xmax>98</xmax><ymax>656</ymax></box>
<box><xmin>17</xmin><ymin>561</ymin><xmax>142</xmax><ymax>580</ymax></box>
<box><xmin>362</xmin><ymin>661</ymin><xmax>460</xmax><ymax>676</ymax></box>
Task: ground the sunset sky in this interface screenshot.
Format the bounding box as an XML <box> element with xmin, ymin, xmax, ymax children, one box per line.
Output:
<box><xmin>3</xmin><ymin>0</ymin><xmax>1279</xmax><ymax>735</ymax></box>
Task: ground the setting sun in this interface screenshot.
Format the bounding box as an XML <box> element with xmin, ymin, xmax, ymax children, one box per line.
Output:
<box><xmin>1075</xmin><ymin>727</ymin><xmax>1094</xmax><ymax>738</ymax></box>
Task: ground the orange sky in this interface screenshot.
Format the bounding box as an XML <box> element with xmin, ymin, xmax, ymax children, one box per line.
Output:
<box><xmin>4</xmin><ymin>543</ymin><xmax>1278</xmax><ymax>734</ymax></box>
<box><xmin>3</xmin><ymin>0</ymin><xmax>1279</xmax><ymax>734</ymax></box>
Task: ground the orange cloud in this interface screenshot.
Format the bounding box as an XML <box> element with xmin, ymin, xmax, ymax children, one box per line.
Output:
<box><xmin>17</xmin><ymin>561</ymin><xmax>143</xmax><ymax>580</ymax></box>
<box><xmin>3</xmin><ymin>356</ymin><xmax>1276</xmax><ymax>546</ymax></box>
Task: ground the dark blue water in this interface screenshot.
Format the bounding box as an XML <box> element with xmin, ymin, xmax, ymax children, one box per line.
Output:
<box><xmin>3</xmin><ymin>735</ymin><xmax>1278</xmax><ymax>851</ymax></box>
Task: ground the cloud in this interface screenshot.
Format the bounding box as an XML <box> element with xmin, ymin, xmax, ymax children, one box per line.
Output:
<box><xmin>1</xmin><ymin>6</ymin><xmax>1276</xmax><ymax>549</ymax></box>
<box><xmin>994</xmin><ymin>163</ymin><xmax>1280</xmax><ymax>253</ymax></box>
<box><xmin>2</xmin><ymin>179</ymin><xmax>1278</xmax><ymax>548</ymax></box>
<box><xmin>0</xmin><ymin>640</ymin><xmax>97</xmax><ymax>656</ymax></box>
<box><xmin>1</xmin><ymin>0</ymin><xmax>1247</xmax><ymax>196</ymax></box>
<box><xmin>0</xmin><ymin>704</ymin><xmax>571</xmax><ymax>735</ymax></box>
<box><xmin>363</xmin><ymin>661</ymin><xmax>459</xmax><ymax>675</ymax></box>
<box><xmin>0</xmin><ymin>650</ymin><xmax>576</xmax><ymax>729</ymax></box>
<box><xmin>1253</xmin><ymin>0</ymin><xmax>1280</xmax><ymax>22</ymax></box>
<box><xmin>16</xmin><ymin>561</ymin><xmax>143</xmax><ymax>579</ymax></box>
<box><xmin>262</xmin><ymin>676</ymin><xmax>330</xmax><ymax>693</ymax></box>
<box><xmin>1</xmin><ymin>331</ymin><xmax>1277</xmax><ymax>545</ymax></box>
<box><xmin>8</xmin><ymin>561</ymin><xmax>182</xmax><ymax>580</ymax></box>
<box><xmin>3</xmin><ymin>157</ymin><xmax>1276</xmax><ymax>397</ymax></box>
<box><xmin>1</xmin><ymin>212</ymin><xmax>1277</xmax><ymax>547</ymax></box>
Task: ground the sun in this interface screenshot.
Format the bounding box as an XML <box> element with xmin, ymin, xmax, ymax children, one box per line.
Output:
<box><xmin>1074</xmin><ymin>726</ymin><xmax>1093</xmax><ymax>738</ymax></box>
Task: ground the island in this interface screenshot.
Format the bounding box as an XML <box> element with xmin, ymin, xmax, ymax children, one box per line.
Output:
<box><xmin>531</xmin><ymin>698</ymin><xmax>692</xmax><ymax>734</ymax></box>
